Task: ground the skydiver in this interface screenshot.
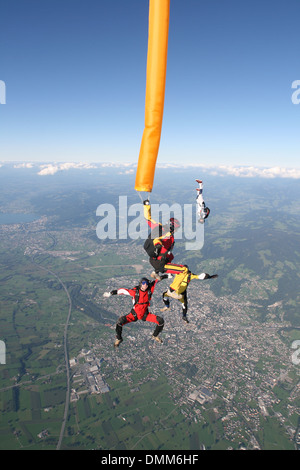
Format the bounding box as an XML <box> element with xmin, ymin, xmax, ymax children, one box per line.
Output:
<box><xmin>103</xmin><ymin>277</ymin><xmax>168</xmax><ymax>348</ymax></box>
<box><xmin>143</xmin><ymin>199</ymin><xmax>190</xmax><ymax>296</ymax></box>
<box><xmin>161</xmin><ymin>268</ymin><xmax>218</xmax><ymax>323</ymax></box>
<box><xmin>196</xmin><ymin>180</ymin><xmax>210</xmax><ymax>223</ymax></box>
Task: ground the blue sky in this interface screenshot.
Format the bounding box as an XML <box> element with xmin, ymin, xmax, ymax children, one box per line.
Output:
<box><xmin>1</xmin><ymin>0</ymin><xmax>300</xmax><ymax>168</ymax></box>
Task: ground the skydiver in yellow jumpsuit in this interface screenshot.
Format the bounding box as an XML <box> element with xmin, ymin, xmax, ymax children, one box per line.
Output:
<box><xmin>161</xmin><ymin>269</ymin><xmax>218</xmax><ymax>323</ymax></box>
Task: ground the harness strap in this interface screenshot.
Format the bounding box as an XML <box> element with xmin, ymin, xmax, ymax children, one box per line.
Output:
<box><xmin>130</xmin><ymin>308</ymin><xmax>138</xmax><ymax>320</ymax></box>
<box><xmin>131</xmin><ymin>287</ymin><xmax>152</xmax><ymax>321</ymax></box>
<box><xmin>130</xmin><ymin>307</ymin><xmax>149</xmax><ymax>321</ymax></box>
<box><xmin>133</xmin><ymin>286</ymin><xmax>152</xmax><ymax>305</ymax></box>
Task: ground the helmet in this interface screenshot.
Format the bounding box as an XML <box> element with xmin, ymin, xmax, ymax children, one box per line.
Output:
<box><xmin>169</xmin><ymin>217</ymin><xmax>180</xmax><ymax>231</ymax></box>
<box><xmin>139</xmin><ymin>277</ymin><xmax>150</xmax><ymax>288</ymax></box>
<box><xmin>204</xmin><ymin>207</ymin><xmax>210</xmax><ymax>219</ymax></box>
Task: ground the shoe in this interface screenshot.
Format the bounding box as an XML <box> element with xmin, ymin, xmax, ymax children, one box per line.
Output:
<box><xmin>182</xmin><ymin>316</ymin><xmax>190</xmax><ymax>323</ymax></box>
<box><xmin>114</xmin><ymin>338</ymin><xmax>123</xmax><ymax>348</ymax></box>
<box><xmin>152</xmin><ymin>335</ymin><xmax>163</xmax><ymax>344</ymax></box>
<box><xmin>151</xmin><ymin>271</ymin><xmax>161</xmax><ymax>281</ymax></box>
<box><xmin>167</xmin><ymin>288</ymin><xmax>182</xmax><ymax>300</ymax></box>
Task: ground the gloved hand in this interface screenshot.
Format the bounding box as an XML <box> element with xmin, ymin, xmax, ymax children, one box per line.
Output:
<box><xmin>198</xmin><ymin>273</ymin><xmax>207</xmax><ymax>280</ymax></box>
<box><xmin>198</xmin><ymin>273</ymin><xmax>218</xmax><ymax>280</ymax></box>
<box><xmin>153</xmin><ymin>244</ymin><xmax>162</xmax><ymax>257</ymax></box>
<box><xmin>103</xmin><ymin>292</ymin><xmax>111</xmax><ymax>298</ymax></box>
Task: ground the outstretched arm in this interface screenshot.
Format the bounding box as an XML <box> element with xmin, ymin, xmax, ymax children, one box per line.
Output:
<box><xmin>144</xmin><ymin>200</ymin><xmax>159</xmax><ymax>229</ymax></box>
<box><xmin>148</xmin><ymin>273</ymin><xmax>172</xmax><ymax>293</ymax></box>
<box><xmin>194</xmin><ymin>273</ymin><xmax>218</xmax><ymax>280</ymax></box>
<box><xmin>103</xmin><ymin>288</ymin><xmax>135</xmax><ymax>298</ymax></box>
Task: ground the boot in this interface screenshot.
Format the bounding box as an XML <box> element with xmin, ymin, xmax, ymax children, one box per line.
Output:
<box><xmin>114</xmin><ymin>337</ymin><xmax>123</xmax><ymax>348</ymax></box>
<box><xmin>152</xmin><ymin>335</ymin><xmax>163</xmax><ymax>344</ymax></box>
<box><xmin>151</xmin><ymin>271</ymin><xmax>161</xmax><ymax>281</ymax></box>
<box><xmin>167</xmin><ymin>288</ymin><xmax>182</xmax><ymax>300</ymax></box>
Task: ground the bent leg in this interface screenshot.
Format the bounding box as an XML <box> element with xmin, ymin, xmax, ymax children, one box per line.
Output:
<box><xmin>180</xmin><ymin>291</ymin><xmax>189</xmax><ymax>323</ymax></box>
<box><xmin>180</xmin><ymin>291</ymin><xmax>188</xmax><ymax>314</ymax></box>
<box><xmin>161</xmin><ymin>290</ymin><xmax>170</xmax><ymax>311</ymax></box>
<box><xmin>144</xmin><ymin>312</ymin><xmax>164</xmax><ymax>337</ymax></box>
<box><xmin>115</xmin><ymin>312</ymin><xmax>137</xmax><ymax>340</ymax></box>
<box><xmin>153</xmin><ymin>315</ymin><xmax>164</xmax><ymax>337</ymax></box>
<box><xmin>150</xmin><ymin>257</ymin><xmax>166</xmax><ymax>275</ymax></box>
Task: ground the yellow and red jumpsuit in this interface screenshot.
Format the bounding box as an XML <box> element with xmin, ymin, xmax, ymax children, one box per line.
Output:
<box><xmin>162</xmin><ymin>271</ymin><xmax>218</xmax><ymax>320</ymax></box>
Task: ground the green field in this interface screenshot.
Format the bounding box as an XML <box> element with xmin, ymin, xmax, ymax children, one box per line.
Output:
<box><xmin>0</xmin><ymin>168</ymin><xmax>299</xmax><ymax>450</ymax></box>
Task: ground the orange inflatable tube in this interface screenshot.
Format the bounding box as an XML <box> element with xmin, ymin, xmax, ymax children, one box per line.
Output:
<box><xmin>135</xmin><ymin>0</ymin><xmax>170</xmax><ymax>193</ymax></box>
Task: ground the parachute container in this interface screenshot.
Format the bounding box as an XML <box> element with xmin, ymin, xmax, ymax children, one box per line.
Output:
<box><xmin>135</xmin><ymin>0</ymin><xmax>170</xmax><ymax>193</ymax></box>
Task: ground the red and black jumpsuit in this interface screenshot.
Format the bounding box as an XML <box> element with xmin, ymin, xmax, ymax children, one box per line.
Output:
<box><xmin>110</xmin><ymin>280</ymin><xmax>164</xmax><ymax>340</ymax></box>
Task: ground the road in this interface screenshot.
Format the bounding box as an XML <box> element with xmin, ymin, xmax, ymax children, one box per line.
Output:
<box><xmin>32</xmin><ymin>242</ymin><xmax>72</xmax><ymax>451</ymax></box>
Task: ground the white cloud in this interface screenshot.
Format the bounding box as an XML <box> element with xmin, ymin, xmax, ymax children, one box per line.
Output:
<box><xmin>100</xmin><ymin>162</ymin><xmax>135</xmax><ymax>168</ymax></box>
<box><xmin>209</xmin><ymin>165</ymin><xmax>300</xmax><ymax>179</ymax></box>
<box><xmin>38</xmin><ymin>164</ymin><xmax>60</xmax><ymax>175</ymax></box>
<box><xmin>157</xmin><ymin>163</ymin><xmax>300</xmax><ymax>179</ymax></box>
<box><xmin>13</xmin><ymin>163</ymin><xmax>34</xmax><ymax>168</ymax></box>
<box><xmin>37</xmin><ymin>162</ymin><xmax>97</xmax><ymax>175</ymax></box>
<box><xmin>117</xmin><ymin>169</ymin><xmax>134</xmax><ymax>174</ymax></box>
<box><xmin>6</xmin><ymin>160</ymin><xmax>300</xmax><ymax>179</ymax></box>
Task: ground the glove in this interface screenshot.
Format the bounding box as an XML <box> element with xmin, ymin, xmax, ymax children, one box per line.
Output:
<box><xmin>103</xmin><ymin>292</ymin><xmax>111</xmax><ymax>298</ymax></box>
<box><xmin>143</xmin><ymin>199</ymin><xmax>150</xmax><ymax>205</ymax></box>
<box><xmin>153</xmin><ymin>244</ymin><xmax>162</xmax><ymax>257</ymax></box>
<box><xmin>198</xmin><ymin>273</ymin><xmax>207</xmax><ymax>280</ymax></box>
<box><xmin>198</xmin><ymin>273</ymin><xmax>218</xmax><ymax>280</ymax></box>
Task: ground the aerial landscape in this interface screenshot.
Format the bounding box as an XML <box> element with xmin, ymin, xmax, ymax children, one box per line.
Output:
<box><xmin>1</xmin><ymin>0</ymin><xmax>300</xmax><ymax>454</ymax></box>
<box><xmin>0</xmin><ymin>163</ymin><xmax>299</xmax><ymax>450</ymax></box>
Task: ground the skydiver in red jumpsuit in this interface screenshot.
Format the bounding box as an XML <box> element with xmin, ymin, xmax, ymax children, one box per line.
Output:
<box><xmin>103</xmin><ymin>277</ymin><xmax>167</xmax><ymax>348</ymax></box>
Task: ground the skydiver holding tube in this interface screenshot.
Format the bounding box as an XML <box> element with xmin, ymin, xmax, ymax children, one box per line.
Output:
<box><xmin>143</xmin><ymin>200</ymin><xmax>190</xmax><ymax>299</ymax></box>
